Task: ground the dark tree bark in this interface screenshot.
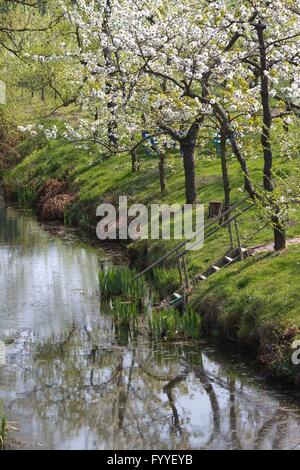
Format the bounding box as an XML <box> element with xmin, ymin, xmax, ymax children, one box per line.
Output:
<box><xmin>93</xmin><ymin>108</ymin><xmax>99</xmax><ymax>142</ymax></box>
<box><xmin>159</xmin><ymin>120</ymin><xmax>200</xmax><ymax>204</ymax></box>
<box><xmin>158</xmin><ymin>152</ymin><xmax>166</xmax><ymax>195</ymax></box>
<box><xmin>256</xmin><ymin>22</ymin><xmax>274</xmax><ymax>192</ymax></box>
<box><xmin>179</xmin><ymin>120</ymin><xmax>202</xmax><ymax>204</ymax></box>
<box><xmin>220</xmin><ymin>126</ymin><xmax>231</xmax><ymax>212</ymax></box>
<box><xmin>273</xmin><ymin>209</ymin><xmax>287</xmax><ymax>251</ymax></box>
<box><xmin>256</xmin><ymin>21</ymin><xmax>286</xmax><ymax>250</ymax></box>
<box><xmin>220</xmin><ymin>126</ymin><xmax>234</xmax><ymax>248</ymax></box>
<box><xmin>102</xmin><ymin>0</ymin><xmax>118</xmax><ymax>148</ymax></box>
<box><xmin>131</xmin><ymin>148</ymin><xmax>139</xmax><ymax>173</ymax></box>
<box><xmin>212</xmin><ymin>101</ymin><xmax>256</xmax><ymax>198</ymax></box>
<box><xmin>180</xmin><ymin>139</ymin><xmax>197</xmax><ymax>204</ymax></box>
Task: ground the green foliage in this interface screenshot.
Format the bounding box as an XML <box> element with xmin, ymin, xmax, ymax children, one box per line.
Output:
<box><xmin>98</xmin><ymin>267</ymin><xmax>147</xmax><ymax>301</ymax></box>
<box><xmin>148</xmin><ymin>305</ymin><xmax>201</xmax><ymax>341</ymax></box>
<box><xmin>181</xmin><ymin>306</ymin><xmax>202</xmax><ymax>340</ymax></box>
<box><xmin>192</xmin><ymin>245</ymin><xmax>300</xmax><ymax>379</ymax></box>
<box><xmin>17</xmin><ymin>133</ymin><xmax>48</xmax><ymax>159</ymax></box>
<box><xmin>17</xmin><ymin>186</ymin><xmax>36</xmax><ymax>207</ymax></box>
<box><xmin>151</xmin><ymin>268</ymin><xmax>181</xmax><ymax>299</ymax></box>
<box><xmin>99</xmin><ymin>267</ymin><xmax>200</xmax><ymax>341</ymax></box>
<box><xmin>109</xmin><ymin>298</ymin><xmax>140</xmax><ymax>327</ymax></box>
<box><xmin>0</xmin><ymin>415</ymin><xmax>6</xmax><ymax>449</ymax></box>
<box><xmin>4</xmin><ymin>136</ymin><xmax>300</xmax><ymax>276</ymax></box>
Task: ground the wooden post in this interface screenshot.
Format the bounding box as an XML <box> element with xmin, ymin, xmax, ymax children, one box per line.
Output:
<box><xmin>234</xmin><ymin>219</ymin><xmax>244</xmax><ymax>260</ymax></box>
<box><xmin>177</xmin><ymin>256</ymin><xmax>184</xmax><ymax>287</ymax></box>
<box><xmin>209</xmin><ymin>201</ymin><xmax>223</xmax><ymax>219</ymax></box>
<box><xmin>228</xmin><ymin>221</ymin><xmax>234</xmax><ymax>250</ymax></box>
<box><xmin>182</xmin><ymin>256</ymin><xmax>190</xmax><ymax>292</ymax></box>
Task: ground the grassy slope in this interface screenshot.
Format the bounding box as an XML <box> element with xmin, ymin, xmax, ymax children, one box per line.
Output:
<box><xmin>3</xmin><ymin>134</ymin><xmax>300</xmax><ymax>380</ymax></box>
<box><xmin>5</xmin><ymin>137</ymin><xmax>300</xmax><ymax>270</ymax></box>
<box><xmin>192</xmin><ymin>245</ymin><xmax>300</xmax><ymax>382</ymax></box>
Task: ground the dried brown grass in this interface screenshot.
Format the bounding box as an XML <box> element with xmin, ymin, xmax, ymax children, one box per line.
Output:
<box><xmin>36</xmin><ymin>179</ymin><xmax>74</xmax><ymax>221</ymax></box>
<box><xmin>37</xmin><ymin>179</ymin><xmax>69</xmax><ymax>200</ymax></box>
<box><xmin>40</xmin><ymin>193</ymin><xmax>74</xmax><ymax>221</ymax></box>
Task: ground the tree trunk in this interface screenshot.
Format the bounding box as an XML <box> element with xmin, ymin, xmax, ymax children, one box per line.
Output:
<box><xmin>274</xmin><ymin>224</ymin><xmax>286</xmax><ymax>251</ymax></box>
<box><xmin>93</xmin><ymin>108</ymin><xmax>99</xmax><ymax>142</ymax></box>
<box><xmin>103</xmin><ymin>0</ymin><xmax>118</xmax><ymax>148</ymax></box>
<box><xmin>256</xmin><ymin>22</ymin><xmax>274</xmax><ymax>192</ymax></box>
<box><xmin>180</xmin><ymin>140</ymin><xmax>197</xmax><ymax>204</ymax></box>
<box><xmin>131</xmin><ymin>148</ymin><xmax>139</xmax><ymax>173</ymax></box>
<box><xmin>158</xmin><ymin>152</ymin><xmax>166</xmax><ymax>195</ymax></box>
<box><xmin>220</xmin><ymin>126</ymin><xmax>234</xmax><ymax>247</ymax></box>
<box><xmin>273</xmin><ymin>208</ymin><xmax>287</xmax><ymax>251</ymax></box>
<box><xmin>256</xmin><ymin>22</ymin><xmax>286</xmax><ymax>248</ymax></box>
<box><xmin>220</xmin><ymin>126</ymin><xmax>231</xmax><ymax>212</ymax></box>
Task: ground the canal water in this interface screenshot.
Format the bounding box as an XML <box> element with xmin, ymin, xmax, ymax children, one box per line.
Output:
<box><xmin>1</xmin><ymin>199</ymin><xmax>300</xmax><ymax>450</ymax></box>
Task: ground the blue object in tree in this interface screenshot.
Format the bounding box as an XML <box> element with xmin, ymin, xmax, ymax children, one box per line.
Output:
<box><xmin>212</xmin><ymin>133</ymin><xmax>222</xmax><ymax>157</ymax></box>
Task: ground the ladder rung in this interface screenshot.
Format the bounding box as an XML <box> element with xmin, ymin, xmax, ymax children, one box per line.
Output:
<box><xmin>197</xmin><ymin>274</ymin><xmax>207</xmax><ymax>281</ymax></box>
<box><xmin>212</xmin><ymin>265</ymin><xmax>220</xmax><ymax>271</ymax></box>
<box><xmin>225</xmin><ymin>256</ymin><xmax>233</xmax><ymax>262</ymax></box>
<box><xmin>173</xmin><ymin>293</ymin><xmax>182</xmax><ymax>299</ymax></box>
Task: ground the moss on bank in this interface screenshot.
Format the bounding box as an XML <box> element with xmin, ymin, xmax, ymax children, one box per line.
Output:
<box><xmin>191</xmin><ymin>245</ymin><xmax>300</xmax><ymax>384</ymax></box>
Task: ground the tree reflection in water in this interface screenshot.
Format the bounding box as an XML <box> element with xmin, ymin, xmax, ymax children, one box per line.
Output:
<box><xmin>2</xmin><ymin>198</ymin><xmax>300</xmax><ymax>449</ymax></box>
<box><xmin>2</xmin><ymin>322</ymin><xmax>300</xmax><ymax>450</ymax></box>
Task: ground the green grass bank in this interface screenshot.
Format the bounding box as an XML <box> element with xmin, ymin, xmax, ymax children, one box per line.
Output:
<box><xmin>2</xmin><ymin>136</ymin><xmax>300</xmax><ymax>384</ymax></box>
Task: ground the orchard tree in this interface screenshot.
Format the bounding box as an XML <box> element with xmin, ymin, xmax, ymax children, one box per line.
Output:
<box><xmin>17</xmin><ymin>0</ymin><xmax>300</xmax><ymax>251</ymax></box>
<box><xmin>207</xmin><ymin>0</ymin><xmax>300</xmax><ymax>250</ymax></box>
<box><xmin>61</xmin><ymin>0</ymin><xmax>261</xmax><ymax>204</ymax></box>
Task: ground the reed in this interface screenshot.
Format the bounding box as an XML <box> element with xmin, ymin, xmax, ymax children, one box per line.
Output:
<box><xmin>110</xmin><ymin>298</ymin><xmax>140</xmax><ymax>327</ymax></box>
<box><xmin>180</xmin><ymin>306</ymin><xmax>201</xmax><ymax>339</ymax></box>
<box><xmin>148</xmin><ymin>305</ymin><xmax>201</xmax><ymax>341</ymax></box>
<box><xmin>0</xmin><ymin>416</ymin><xmax>6</xmax><ymax>449</ymax></box>
<box><xmin>17</xmin><ymin>187</ymin><xmax>36</xmax><ymax>207</ymax></box>
<box><xmin>98</xmin><ymin>267</ymin><xmax>146</xmax><ymax>301</ymax></box>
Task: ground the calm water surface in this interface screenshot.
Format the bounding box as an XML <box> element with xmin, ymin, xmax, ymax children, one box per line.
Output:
<box><xmin>1</xmin><ymin>200</ymin><xmax>300</xmax><ymax>450</ymax></box>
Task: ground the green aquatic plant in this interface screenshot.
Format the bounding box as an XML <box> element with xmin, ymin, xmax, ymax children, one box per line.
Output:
<box><xmin>0</xmin><ymin>416</ymin><xmax>6</xmax><ymax>449</ymax></box>
<box><xmin>109</xmin><ymin>298</ymin><xmax>140</xmax><ymax>327</ymax></box>
<box><xmin>99</xmin><ymin>270</ymin><xmax>200</xmax><ymax>340</ymax></box>
<box><xmin>148</xmin><ymin>306</ymin><xmax>201</xmax><ymax>341</ymax></box>
<box><xmin>17</xmin><ymin>187</ymin><xmax>36</xmax><ymax>207</ymax></box>
<box><xmin>148</xmin><ymin>307</ymin><xmax>181</xmax><ymax>341</ymax></box>
<box><xmin>98</xmin><ymin>267</ymin><xmax>147</xmax><ymax>301</ymax></box>
<box><xmin>180</xmin><ymin>306</ymin><xmax>202</xmax><ymax>339</ymax></box>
